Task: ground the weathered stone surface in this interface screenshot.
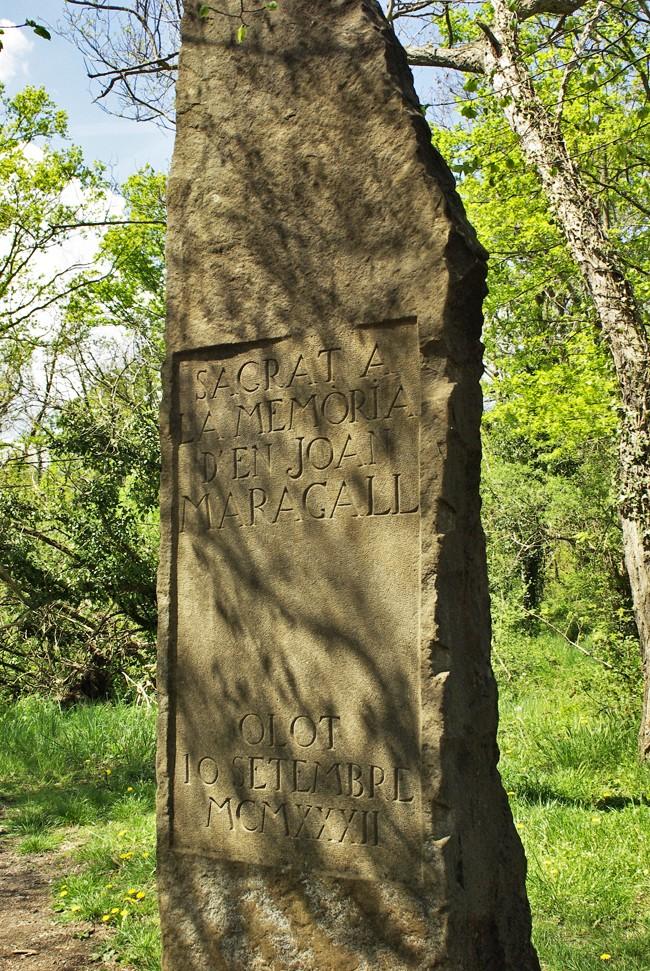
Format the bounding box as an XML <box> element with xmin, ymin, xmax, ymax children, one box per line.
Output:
<box><xmin>157</xmin><ymin>2</ymin><xmax>540</xmax><ymax>969</ymax></box>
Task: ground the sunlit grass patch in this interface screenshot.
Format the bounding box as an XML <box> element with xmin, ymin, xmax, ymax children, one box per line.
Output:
<box><xmin>110</xmin><ymin>913</ymin><xmax>161</xmax><ymax>971</ymax></box>
<box><xmin>0</xmin><ymin>698</ymin><xmax>156</xmax><ymax>843</ymax></box>
<box><xmin>53</xmin><ymin>812</ymin><xmax>158</xmax><ymax>970</ymax></box>
<box><xmin>55</xmin><ymin>818</ymin><xmax>156</xmax><ymax>920</ymax></box>
<box><xmin>498</xmin><ymin>635</ymin><xmax>650</xmax><ymax>970</ymax></box>
<box><xmin>0</xmin><ymin>699</ymin><xmax>158</xmax><ymax>969</ymax></box>
<box><xmin>17</xmin><ymin>831</ymin><xmax>63</xmax><ymax>854</ymax></box>
<box><xmin>0</xmin><ymin>698</ymin><xmax>156</xmax><ymax>790</ymax></box>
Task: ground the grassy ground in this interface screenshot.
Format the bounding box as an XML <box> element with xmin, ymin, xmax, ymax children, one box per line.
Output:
<box><xmin>0</xmin><ymin>634</ymin><xmax>649</xmax><ymax>969</ymax></box>
<box><xmin>0</xmin><ymin>701</ymin><xmax>160</xmax><ymax>969</ymax></box>
<box><xmin>496</xmin><ymin>633</ymin><xmax>650</xmax><ymax>969</ymax></box>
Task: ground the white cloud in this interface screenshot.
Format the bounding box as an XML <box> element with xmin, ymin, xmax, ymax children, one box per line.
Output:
<box><xmin>0</xmin><ymin>19</ymin><xmax>34</xmax><ymax>84</ymax></box>
<box><xmin>30</xmin><ymin>182</ymin><xmax>126</xmax><ymax>315</ymax></box>
<box><xmin>24</xmin><ymin>184</ymin><xmax>130</xmax><ymax>417</ymax></box>
<box><xmin>0</xmin><ymin>142</ymin><xmax>127</xmax><ymax>374</ymax></box>
<box><xmin>3</xmin><ymin>143</ymin><xmax>126</xmax><ymax>289</ymax></box>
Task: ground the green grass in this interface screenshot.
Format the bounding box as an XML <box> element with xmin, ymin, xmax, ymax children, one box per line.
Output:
<box><xmin>0</xmin><ymin>698</ymin><xmax>156</xmax><ymax>785</ymax></box>
<box><xmin>0</xmin><ymin>638</ymin><xmax>648</xmax><ymax>970</ymax></box>
<box><xmin>17</xmin><ymin>831</ymin><xmax>64</xmax><ymax>854</ymax></box>
<box><xmin>0</xmin><ymin>699</ymin><xmax>159</xmax><ymax>970</ymax></box>
<box><xmin>498</xmin><ymin>632</ymin><xmax>650</xmax><ymax>969</ymax></box>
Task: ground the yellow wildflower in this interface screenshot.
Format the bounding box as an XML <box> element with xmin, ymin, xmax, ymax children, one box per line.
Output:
<box><xmin>120</xmin><ymin>908</ymin><xmax>129</xmax><ymax>918</ymax></box>
<box><xmin>119</xmin><ymin>852</ymin><xmax>133</xmax><ymax>860</ymax></box>
<box><xmin>600</xmin><ymin>956</ymin><xmax>612</xmax><ymax>962</ymax></box>
<box><xmin>101</xmin><ymin>914</ymin><xmax>111</xmax><ymax>923</ymax></box>
<box><xmin>136</xmin><ymin>891</ymin><xmax>146</xmax><ymax>900</ymax></box>
<box><xmin>59</xmin><ymin>890</ymin><xmax>68</xmax><ymax>897</ymax></box>
<box><xmin>118</xmin><ymin>829</ymin><xmax>128</xmax><ymax>838</ymax></box>
<box><xmin>70</xmin><ymin>904</ymin><xmax>81</xmax><ymax>913</ymax></box>
<box><xmin>111</xmin><ymin>908</ymin><xmax>120</xmax><ymax>914</ymax></box>
<box><xmin>105</xmin><ymin>768</ymin><xmax>112</xmax><ymax>775</ymax></box>
<box><xmin>127</xmin><ymin>786</ymin><xmax>134</xmax><ymax>792</ymax></box>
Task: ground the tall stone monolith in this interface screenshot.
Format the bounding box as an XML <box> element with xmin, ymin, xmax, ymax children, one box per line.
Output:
<box><xmin>157</xmin><ymin>2</ymin><xmax>540</xmax><ymax>968</ymax></box>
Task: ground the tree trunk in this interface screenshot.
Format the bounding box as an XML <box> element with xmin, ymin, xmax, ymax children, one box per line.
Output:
<box><xmin>622</xmin><ymin>517</ymin><xmax>650</xmax><ymax>755</ymax></box>
<box><xmin>485</xmin><ymin>0</ymin><xmax>650</xmax><ymax>756</ymax></box>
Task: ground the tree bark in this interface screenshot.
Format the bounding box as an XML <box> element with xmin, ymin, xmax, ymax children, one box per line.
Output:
<box><xmin>408</xmin><ymin>0</ymin><xmax>650</xmax><ymax>756</ymax></box>
<box><xmin>622</xmin><ymin>517</ymin><xmax>650</xmax><ymax>755</ymax></box>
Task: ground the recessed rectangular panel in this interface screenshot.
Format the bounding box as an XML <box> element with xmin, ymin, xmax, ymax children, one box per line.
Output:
<box><xmin>169</xmin><ymin>321</ymin><xmax>421</xmax><ymax>882</ymax></box>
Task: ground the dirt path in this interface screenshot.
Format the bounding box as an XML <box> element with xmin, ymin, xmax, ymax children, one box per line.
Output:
<box><xmin>0</xmin><ymin>840</ymin><xmax>108</xmax><ymax>970</ymax></box>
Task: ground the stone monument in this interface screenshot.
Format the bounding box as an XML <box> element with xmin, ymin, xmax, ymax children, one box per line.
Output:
<box><xmin>157</xmin><ymin>1</ymin><xmax>540</xmax><ymax>968</ymax></box>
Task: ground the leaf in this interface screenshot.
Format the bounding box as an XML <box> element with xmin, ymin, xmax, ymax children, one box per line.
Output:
<box><xmin>198</xmin><ymin>3</ymin><xmax>212</xmax><ymax>17</ymax></box>
<box><xmin>265</xmin><ymin>1</ymin><xmax>279</xmax><ymax>8</ymax></box>
<box><xmin>26</xmin><ymin>21</ymin><xmax>51</xmax><ymax>40</ymax></box>
<box><xmin>236</xmin><ymin>23</ymin><xmax>247</xmax><ymax>44</ymax></box>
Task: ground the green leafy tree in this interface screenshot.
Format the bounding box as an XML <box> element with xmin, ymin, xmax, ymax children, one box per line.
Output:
<box><xmin>0</xmin><ymin>85</ymin><xmax>165</xmax><ymax>698</ymax></box>
<box><xmin>0</xmin><ymin>85</ymin><xmax>107</xmax><ymax>435</ymax></box>
<box><xmin>404</xmin><ymin>0</ymin><xmax>650</xmax><ymax>753</ymax></box>
<box><xmin>431</xmin><ymin>49</ymin><xmax>642</xmax><ymax>701</ymax></box>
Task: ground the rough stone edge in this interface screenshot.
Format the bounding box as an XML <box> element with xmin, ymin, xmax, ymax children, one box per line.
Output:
<box><xmin>364</xmin><ymin>9</ymin><xmax>538</xmax><ymax>966</ymax></box>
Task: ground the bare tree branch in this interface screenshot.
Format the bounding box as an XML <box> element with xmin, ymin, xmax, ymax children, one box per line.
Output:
<box><xmin>62</xmin><ymin>0</ymin><xmax>182</xmax><ymax>126</ymax></box>
<box><xmin>556</xmin><ymin>0</ymin><xmax>606</xmax><ymax>118</ymax></box>
<box><xmin>49</xmin><ymin>219</ymin><xmax>166</xmax><ymax>229</ymax></box>
<box><xmin>406</xmin><ymin>41</ymin><xmax>486</xmax><ymax>73</ymax></box>
<box><xmin>517</xmin><ymin>0</ymin><xmax>590</xmax><ymax>20</ymax></box>
<box><xmin>88</xmin><ymin>54</ymin><xmax>178</xmax><ymax>79</ymax></box>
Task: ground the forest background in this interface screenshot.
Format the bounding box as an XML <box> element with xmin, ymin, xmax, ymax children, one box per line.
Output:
<box><xmin>0</xmin><ymin>2</ymin><xmax>648</xmax><ymax>970</ymax></box>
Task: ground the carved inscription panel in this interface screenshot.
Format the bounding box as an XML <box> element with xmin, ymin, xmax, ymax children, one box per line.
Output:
<box><xmin>170</xmin><ymin>321</ymin><xmax>422</xmax><ymax>881</ymax></box>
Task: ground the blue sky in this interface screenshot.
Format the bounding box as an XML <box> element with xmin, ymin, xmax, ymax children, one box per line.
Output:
<box><xmin>1</xmin><ymin>0</ymin><xmax>173</xmax><ymax>182</ymax></box>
